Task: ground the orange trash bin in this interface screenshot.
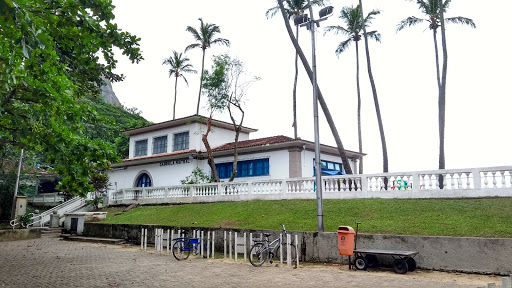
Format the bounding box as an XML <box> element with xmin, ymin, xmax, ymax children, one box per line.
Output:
<box><xmin>337</xmin><ymin>226</ymin><xmax>355</xmax><ymax>256</ymax></box>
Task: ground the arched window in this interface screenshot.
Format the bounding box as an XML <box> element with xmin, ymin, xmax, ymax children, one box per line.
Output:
<box><xmin>136</xmin><ymin>173</ymin><xmax>152</xmax><ymax>187</ymax></box>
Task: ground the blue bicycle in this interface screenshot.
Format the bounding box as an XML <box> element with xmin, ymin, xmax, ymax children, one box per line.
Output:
<box><xmin>172</xmin><ymin>230</ymin><xmax>211</xmax><ymax>261</ymax></box>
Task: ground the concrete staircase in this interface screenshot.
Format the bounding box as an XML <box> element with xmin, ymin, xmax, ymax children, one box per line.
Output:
<box><xmin>40</xmin><ymin>227</ymin><xmax>62</xmax><ymax>238</ymax></box>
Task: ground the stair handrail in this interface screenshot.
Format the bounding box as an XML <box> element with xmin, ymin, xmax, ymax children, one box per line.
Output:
<box><xmin>10</xmin><ymin>196</ymin><xmax>84</xmax><ymax>228</ymax></box>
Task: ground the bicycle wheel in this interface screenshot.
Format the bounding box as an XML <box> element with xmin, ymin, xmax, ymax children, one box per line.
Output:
<box><xmin>275</xmin><ymin>244</ymin><xmax>297</xmax><ymax>266</ymax></box>
<box><xmin>172</xmin><ymin>240</ymin><xmax>190</xmax><ymax>261</ymax></box>
<box><xmin>249</xmin><ymin>243</ymin><xmax>268</xmax><ymax>267</ymax></box>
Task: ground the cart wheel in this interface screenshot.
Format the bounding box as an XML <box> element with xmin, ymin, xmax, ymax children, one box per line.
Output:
<box><xmin>354</xmin><ymin>256</ymin><xmax>369</xmax><ymax>270</ymax></box>
<box><xmin>365</xmin><ymin>254</ymin><xmax>378</xmax><ymax>268</ymax></box>
<box><xmin>405</xmin><ymin>257</ymin><xmax>417</xmax><ymax>272</ymax></box>
<box><xmin>392</xmin><ymin>259</ymin><xmax>409</xmax><ymax>274</ymax></box>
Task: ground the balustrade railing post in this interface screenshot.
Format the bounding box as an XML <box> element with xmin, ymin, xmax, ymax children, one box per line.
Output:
<box><xmin>248</xmin><ymin>182</ymin><xmax>253</xmax><ymax>195</ymax></box>
<box><xmin>472</xmin><ymin>169</ymin><xmax>482</xmax><ymax>190</ymax></box>
<box><xmin>361</xmin><ymin>176</ymin><xmax>368</xmax><ymax>194</ymax></box>
<box><xmin>281</xmin><ymin>180</ymin><xmax>287</xmax><ymax>197</ymax></box>
<box><xmin>412</xmin><ymin>172</ymin><xmax>420</xmax><ymax>192</ymax></box>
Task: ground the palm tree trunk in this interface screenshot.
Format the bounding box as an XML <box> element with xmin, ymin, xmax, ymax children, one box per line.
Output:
<box><xmin>173</xmin><ymin>76</ymin><xmax>178</xmax><ymax>120</ymax></box>
<box><xmin>433</xmin><ymin>30</ymin><xmax>442</xmax><ymax>90</ymax></box>
<box><xmin>277</xmin><ymin>0</ymin><xmax>353</xmax><ymax>174</ymax></box>
<box><xmin>358</xmin><ymin>0</ymin><xmax>388</xmax><ymax>174</ymax></box>
<box><xmin>355</xmin><ymin>40</ymin><xmax>363</xmax><ymax>174</ymax></box>
<box><xmin>439</xmin><ymin>4</ymin><xmax>448</xmax><ymax>173</ymax></box>
<box><xmin>293</xmin><ymin>25</ymin><xmax>299</xmax><ymax>139</ymax></box>
<box><xmin>196</xmin><ymin>50</ymin><xmax>206</xmax><ymax>115</ymax></box>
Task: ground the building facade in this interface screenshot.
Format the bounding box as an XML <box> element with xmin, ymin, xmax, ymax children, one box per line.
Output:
<box><xmin>107</xmin><ymin>115</ymin><xmax>364</xmax><ymax>191</ymax></box>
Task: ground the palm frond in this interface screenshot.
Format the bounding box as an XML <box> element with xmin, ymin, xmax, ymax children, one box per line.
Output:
<box><xmin>324</xmin><ymin>25</ymin><xmax>351</xmax><ymax>36</ymax></box>
<box><xmin>335</xmin><ymin>38</ymin><xmax>353</xmax><ymax>56</ymax></box>
<box><xmin>365</xmin><ymin>30</ymin><xmax>381</xmax><ymax>43</ymax></box>
<box><xmin>179</xmin><ymin>74</ymin><xmax>189</xmax><ymax>86</ymax></box>
<box><xmin>185</xmin><ymin>43</ymin><xmax>201</xmax><ymax>52</ymax></box>
<box><xmin>445</xmin><ymin>16</ymin><xmax>476</xmax><ymax>28</ymax></box>
<box><xmin>210</xmin><ymin>38</ymin><xmax>230</xmax><ymax>47</ymax></box>
<box><xmin>396</xmin><ymin>16</ymin><xmax>425</xmax><ymax>32</ymax></box>
<box><xmin>265</xmin><ymin>6</ymin><xmax>280</xmax><ymax>19</ymax></box>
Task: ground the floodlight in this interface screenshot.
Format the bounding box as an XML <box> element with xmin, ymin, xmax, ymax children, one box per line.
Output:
<box><xmin>319</xmin><ymin>6</ymin><xmax>334</xmax><ymax>19</ymax></box>
<box><xmin>294</xmin><ymin>14</ymin><xmax>308</xmax><ymax>26</ymax></box>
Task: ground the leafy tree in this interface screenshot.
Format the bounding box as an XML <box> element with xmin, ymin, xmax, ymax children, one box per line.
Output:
<box><xmin>162</xmin><ymin>51</ymin><xmax>197</xmax><ymax>120</ymax></box>
<box><xmin>266</xmin><ymin>0</ymin><xmax>326</xmax><ymax>139</ymax></box>
<box><xmin>0</xmin><ymin>147</ymin><xmax>38</xmax><ymax>220</ymax></box>
<box><xmin>204</xmin><ymin>54</ymin><xmax>260</xmax><ymax>181</ymax></box>
<box><xmin>185</xmin><ymin>18</ymin><xmax>230</xmax><ymax>115</ymax></box>
<box><xmin>275</xmin><ymin>0</ymin><xmax>353</xmax><ymax>174</ymax></box>
<box><xmin>324</xmin><ymin>5</ymin><xmax>381</xmax><ymax>174</ymax></box>
<box><xmin>397</xmin><ymin>0</ymin><xmax>475</xmax><ymax>170</ymax></box>
<box><xmin>181</xmin><ymin>167</ymin><xmax>213</xmax><ymax>185</ymax></box>
<box><xmin>357</xmin><ymin>0</ymin><xmax>388</xmax><ymax>174</ymax></box>
<box><xmin>0</xmin><ymin>0</ymin><xmax>143</xmax><ymax>199</ymax></box>
<box><xmin>88</xmin><ymin>168</ymin><xmax>109</xmax><ymax>210</ymax></box>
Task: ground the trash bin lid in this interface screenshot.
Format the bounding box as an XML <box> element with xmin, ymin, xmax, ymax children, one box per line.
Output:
<box><xmin>337</xmin><ymin>226</ymin><xmax>354</xmax><ymax>233</ymax></box>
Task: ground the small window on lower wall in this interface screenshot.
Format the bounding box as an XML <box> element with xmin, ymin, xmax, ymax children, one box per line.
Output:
<box><xmin>216</xmin><ymin>158</ymin><xmax>269</xmax><ymax>179</ymax></box>
<box><xmin>136</xmin><ymin>173</ymin><xmax>152</xmax><ymax>187</ymax></box>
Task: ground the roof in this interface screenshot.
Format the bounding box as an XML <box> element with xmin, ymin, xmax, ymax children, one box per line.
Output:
<box><xmin>113</xmin><ymin>135</ymin><xmax>365</xmax><ymax>168</ymax></box>
<box><xmin>122</xmin><ymin>115</ymin><xmax>258</xmax><ymax>136</ymax></box>
<box><xmin>212</xmin><ymin>135</ymin><xmax>295</xmax><ymax>152</ymax></box>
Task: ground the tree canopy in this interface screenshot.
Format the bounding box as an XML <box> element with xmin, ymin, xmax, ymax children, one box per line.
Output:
<box><xmin>0</xmin><ymin>0</ymin><xmax>143</xmax><ymax>197</ymax></box>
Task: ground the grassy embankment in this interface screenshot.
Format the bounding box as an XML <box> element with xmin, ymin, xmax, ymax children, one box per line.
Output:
<box><xmin>100</xmin><ymin>198</ymin><xmax>512</xmax><ymax>238</ymax></box>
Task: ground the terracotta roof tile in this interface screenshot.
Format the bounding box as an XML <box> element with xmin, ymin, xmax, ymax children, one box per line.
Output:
<box><xmin>212</xmin><ymin>135</ymin><xmax>295</xmax><ymax>152</ymax></box>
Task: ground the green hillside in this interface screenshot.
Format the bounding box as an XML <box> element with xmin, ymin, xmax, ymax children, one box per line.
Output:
<box><xmin>101</xmin><ymin>198</ymin><xmax>512</xmax><ymax>238</ymax></box>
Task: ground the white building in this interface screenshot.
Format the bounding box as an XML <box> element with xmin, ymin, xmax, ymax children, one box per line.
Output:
<box><xmin>107</xmin><ymin>115</ymin><xmax>364</xmax><ymax>190</ymax></box>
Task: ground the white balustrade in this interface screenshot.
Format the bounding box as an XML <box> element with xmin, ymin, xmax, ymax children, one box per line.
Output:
<box><xmin>106</xmin><ymin>166</ymin><xmax>512</xmax><ymax>206</ymax></box>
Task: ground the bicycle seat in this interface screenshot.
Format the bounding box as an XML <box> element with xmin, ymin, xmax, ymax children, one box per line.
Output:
<box><xmin>263</xmin><ymin>233</ymin><xmax>272</xmax><ymax>237</ymax></box>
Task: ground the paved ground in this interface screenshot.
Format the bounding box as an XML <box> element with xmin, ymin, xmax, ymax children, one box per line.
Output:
<box><xmin>0</xmin><ymin>237</ymin><xmax>502</xmax><ymax>288</ymax></box>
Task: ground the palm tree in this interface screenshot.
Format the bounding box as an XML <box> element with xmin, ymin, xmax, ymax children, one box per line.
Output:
<box><xmin>266</xmin><ymin>0</ymin><xmax>326</xmax><ymax>139</ymax></box>
<box><xmin>162</xmin><ymin>51</ymin><xmax>197</xmax><ymax>120</ymax></box>
<box><xmin>185</xmin><ymin>18</ymin><xmax>230</xmax><ymax>115</ymax></box>
<box><xmin>397</xmin><ymin>0</ymin><xmax>475</xmax><ymax>170</ymax></box>
<box><xmin>324</xmin><ymin>5</ymin><xmax>380</xmax><ymax>174</ymax></box>
<box><xmin>357</xmin><ymin>0</ymin><xmax>388</xmax><ymax>174</ymax></box>
<box><xmin>275</xmin><ymin>0</ymin><xmax>353</xmax><ymax>175</ymax></box>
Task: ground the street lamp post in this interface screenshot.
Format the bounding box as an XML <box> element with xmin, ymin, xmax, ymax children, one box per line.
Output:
<box><xmin>297</xmin><ymin>3</ymin><xmax>334</xmax><ymax>232</ymax></box>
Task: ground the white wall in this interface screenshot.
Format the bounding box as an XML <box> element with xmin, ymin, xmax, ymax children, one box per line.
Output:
<box><xmin>128</xmin><ymin>122</ymin><xmax>250</xmax><ymax>159</ymax></box>
<box><xmin>108</xmin><ymin>159</ymin><xmax>200</xmax><ymax>190</ymax></box>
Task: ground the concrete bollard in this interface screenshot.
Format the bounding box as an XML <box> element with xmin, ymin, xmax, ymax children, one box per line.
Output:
<box><xmin>50</xmin><ymin>211</ymin><xmax>60</xmax><ymax>228</ymax></box>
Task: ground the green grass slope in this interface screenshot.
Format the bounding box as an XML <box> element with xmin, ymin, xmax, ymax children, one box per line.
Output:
<box><xmin>101</xmin><ymin>198</ymin><xmax>512</xmax><ymax>238</ymax></box>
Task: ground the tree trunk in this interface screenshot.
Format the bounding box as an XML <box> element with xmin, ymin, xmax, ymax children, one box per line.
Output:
<box><xmin>433</xmin><ymin>29</ymin><xmax>442</xmax><ymax>90</ymax></box>
<box><xmin>355</xmin><ymin>40</ymin><xmax>363</xmax><ymax>174</ymax></box>
<box><xmin>438</xmin><ymin>3</ymin><xmax>448</xmax><ymax>187</ymax></box>
<box><xmin>202</xmin><ymin>116</ymin><xmax>219</xmax><ymax>182</ymax></box>
<box><xmin>293</xmin><ymin>25</ymin><xmax>299</xmax><ymax>139</ymax></box>
<box><xmin>196</xmin><ymin>50</ymin><xmax>206</xmax><ymax>115</ymax></box>
<box><xmin>227</xmin><ymin>103</ymin><xmax>244</xmax><ymax>182</ymax></box>
<box><xmin>277</xmin><ymin>0</ymin><xmax>353</xmax><ymax>175</ymax></box>
<box><xmin>173</xmin><ymin>75</ymin><xmax>178</xmax><ymax>120</ymax></box>
<box><xmin>358</xmin><ymin>0</ymin><xmax>388</xmax><ymax>174</ymax></box>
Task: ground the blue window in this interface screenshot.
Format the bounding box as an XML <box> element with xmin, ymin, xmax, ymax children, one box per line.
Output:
<box><xmin>136</xmin><ymin>173</ymin><xmax>152</xmax><ymax>187</ymax></box>
<box><xmin>313</xmin><ymin>159</ymin><xmax>343</xmax><ymax>175</ymax></box>
<box><xmin>173</xmin><ymin>132</ymin><xmax>189</xmax><ymax>151</ymax></box>
<box><xmin>216</xmin><ymin>158</ymin><xmax>269</xmax><ymax>179</ymax></box>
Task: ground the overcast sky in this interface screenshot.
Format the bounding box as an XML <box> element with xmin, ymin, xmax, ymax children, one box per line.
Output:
<box><xmin>109</xmin><ymin>0</ymin><xmax>512</xmax><ymax>174</ymax></box>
